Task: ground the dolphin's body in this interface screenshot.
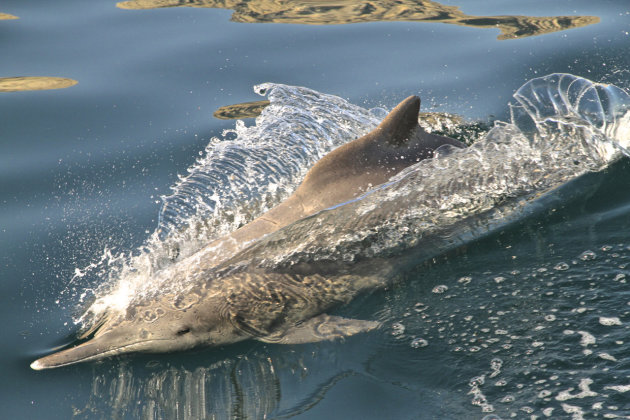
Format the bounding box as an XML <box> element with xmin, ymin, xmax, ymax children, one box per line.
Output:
<box><xmin>31</xmin><ymin>96</ymin><xmax>464</xmax><ymax>370</ymax></box>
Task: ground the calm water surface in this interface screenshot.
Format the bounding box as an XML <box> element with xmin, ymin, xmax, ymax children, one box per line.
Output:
<box><xmin>2</xmin><ymin>0</ymin><xmax>630</xmax><ymax>418</ymax></box>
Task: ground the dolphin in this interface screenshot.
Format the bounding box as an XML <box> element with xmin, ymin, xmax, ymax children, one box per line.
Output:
<box><xmin>31</xmin><ymin>95</ymin><xmax>464</xmax><ymax>370</ymax></box>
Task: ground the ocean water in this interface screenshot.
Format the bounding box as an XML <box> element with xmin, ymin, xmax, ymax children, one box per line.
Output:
<box><xmin>2</xmin><ymin>0</ymin><xmax>630</xmax><ymax>419</ymax></box>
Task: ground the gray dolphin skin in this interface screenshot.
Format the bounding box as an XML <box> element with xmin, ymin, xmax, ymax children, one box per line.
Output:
<box><xmin>31</xmin><ymin>95</ymin><xmax>464</xmax><ymax>370</ymax></box>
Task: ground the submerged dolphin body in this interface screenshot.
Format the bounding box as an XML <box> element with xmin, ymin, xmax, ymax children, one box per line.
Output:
<box><xmin>31</xmin><ymin>96</ymin><xmax>464</xmax><ymax>370</ymax></box>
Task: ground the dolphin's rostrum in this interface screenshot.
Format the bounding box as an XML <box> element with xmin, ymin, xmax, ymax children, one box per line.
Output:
<box><xmin>31</xmin><ymin>95</ymin><xmax>464</xmax><ymax>370</ymax></box>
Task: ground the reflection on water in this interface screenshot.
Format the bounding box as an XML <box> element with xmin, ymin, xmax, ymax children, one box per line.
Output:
<box><xmin>213</xmin><ymin>100</ymin><xmax>270</xmax><ymax>120</ymax></box>
<box><xmin>0</xmin><ymin>12</ymin><xmax>18</xmax><ymax>20</ymax></box>
<box><xmin>73</xmin><ymin>348</ymin><xmax>354</xmax><ymax>420</ymax></box>
<box><xmin>0</xmin><ymin>76</ymin><xmax>78</xmax><ymax>92</ymax></box>
<box><xmin>116</xmin><ymin>0</ymin><xmax>599</xmax><ymax>40</ymax></box>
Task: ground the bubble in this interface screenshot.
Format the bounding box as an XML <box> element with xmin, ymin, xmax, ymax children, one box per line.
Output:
<box><xmin>577</xmin><ymin>331</ymin><xmax>596</xmax><ymax>346</ymax></box>
<box><xmin>470</xmin><ymin>376</ymin><xmax>486</xmax><ymax>387</ymax></box>
<box><xmin>604</xmin><ymin>385</ymin><xmax>630</xmax><ymax>393</ymax></box>
<box><xmin>432</xmin><ymin>285</ymin><xmax>448</xmax><ymax>293</ymax></box>
<box><xmin>391</xmin><ymin>322</ymin><xmax>405</xmax><ymax>336</ymax></box>
<box><xmin>545</xmin><ymin>314</ymin><xmax>556</xmax><ymax>321</ymax></box>
<box><xmin>491</xmin><ymin>358</ymin><xmax>503</xmax><ymax>371</ymax></box>
<box><xmin>599</xmin><ymin>316</ymin><xmax>622</xmax><ymax>326</ymax></box>
<box><xmin>173</xmin><ymin>292</ymin><xmax>201</xmax><ymax>310</ymax></box>
<box><xmin>143</xmin><ymin>309</ymin><xmax>158</xmax><ymax>323</ymax></box>
<box><xmin>410</xmin><ymin>338</ymin><xmax>428</xmax><ymax>348</ymax></box>
<box><xmin>554</xmin><ymin>262</ymin><xmax>570</xmax><ymax>271</ymax></box>
<box><xmin>598</xmin><ymin>352</ymin><xmax>618</xmax><ymax>361</ymax></box>
<box><xmin>413</xmin><ymin>302</ymin><xmax>428</xmax><ymax>312</ymax></box>
<box><xmin>579</xmin><ymin>250</ymin><xmax>596</xmax><ymax>261</ymax></box>
<box><xmin>481</xmin><ymin>404</ymin><xmax>494</xmax><ymax>413</ymax></box>
<box><xmin>458</xmin><ymin>276</ymin><xmax>472</xmax><ymax>285</ymax></box>
<box><xmin>472</xmin><ymin>394</ymin><xmax>487</xmax><ymax>406</ymax></box>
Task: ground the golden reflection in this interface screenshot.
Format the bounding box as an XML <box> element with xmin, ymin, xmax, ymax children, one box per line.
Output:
<box><xmin>0</xmin><ymin>76</ymin><xmax>78</xmax><ymax>92</ymax></box>
<box><xmin>0</xmin><ymin>13</ymin><xmax>18</xmax><ymax>19</ymax></box>
<box><xmin>213</xmin><ymin>100</ymin><xmax>270</xmax><ymax>120</ymax></box>
<box><xmin>116</xmin><ymin>0</ymin><xmax>599</xmax><ymax>40</ymax></box>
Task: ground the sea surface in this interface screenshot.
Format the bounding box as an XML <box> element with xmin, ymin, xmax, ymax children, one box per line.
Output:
<box><xmin>2</xmin><ymin>0</ymin><xmax>630</xmax><ymax>419</ymax></box>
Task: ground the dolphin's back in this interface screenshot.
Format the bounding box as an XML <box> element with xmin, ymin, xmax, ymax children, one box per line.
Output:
<box><xmin>226</xmin><ymin>96</ymin><xmax>464</xmax><ymax>245</ymax></box>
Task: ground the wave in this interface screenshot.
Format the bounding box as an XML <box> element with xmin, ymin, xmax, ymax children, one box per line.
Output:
<box><xmin>71</xmin><ymin>74</ymin><xmax>630</xmax><ymax>328</ymax></box>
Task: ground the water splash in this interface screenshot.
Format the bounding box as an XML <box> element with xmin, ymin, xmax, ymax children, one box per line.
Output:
<box><xmin>72</xmin><ymin>74</ymin><xmax>630</xmax><ymax>331</ymax></box>
<box><xmin>228</xmin><ymin>74</ymin><xmax>630</xmax><ymax>271</ymax></box>
<box><xmin>70</xmin><ymin>84</ymin><xmax>383</xmax><ymax>325</ymax></box>
<box><xmin>158</xmin><ymin>83</ymin><xmax>381</xmax><ymax>247</ymax></box>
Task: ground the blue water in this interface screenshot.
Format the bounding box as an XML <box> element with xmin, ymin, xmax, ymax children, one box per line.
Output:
<box><xmin>2</xmin><ymin>0</ymin><xmax>630</xmax><ymax>418</ymax></box>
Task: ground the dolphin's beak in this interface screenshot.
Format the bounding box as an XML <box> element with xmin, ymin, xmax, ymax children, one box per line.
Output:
<box><xmin>30</xmin><ymin>330</ymin><xmax>142</xmax><ymax>370</ymax></box>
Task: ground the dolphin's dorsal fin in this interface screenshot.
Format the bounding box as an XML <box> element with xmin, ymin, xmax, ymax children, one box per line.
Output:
<box><xmin>377</xmin><ymin>95</ymin><xmax>421</xmax><ymax>146</ymax></box>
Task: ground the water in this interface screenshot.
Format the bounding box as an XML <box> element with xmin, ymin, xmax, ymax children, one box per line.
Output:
<box><xmin>2</xmin><ymin>0</ymin><xmax>630</xmax><ymax>418</ymax></box>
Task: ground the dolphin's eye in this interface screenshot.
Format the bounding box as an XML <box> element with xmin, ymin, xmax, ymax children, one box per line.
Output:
<box><xmin>176</xmin><ymin>327</ymin><xmax>191</xmax><ymax>336</ymax></box>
